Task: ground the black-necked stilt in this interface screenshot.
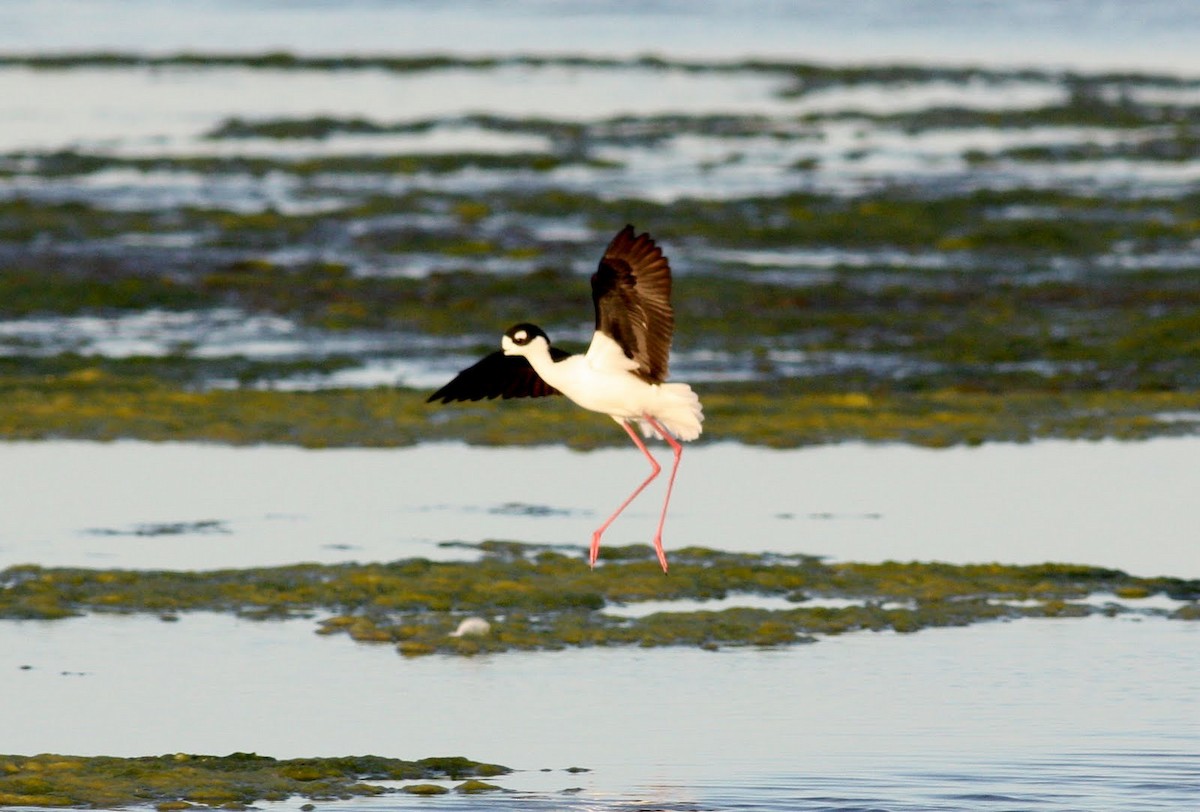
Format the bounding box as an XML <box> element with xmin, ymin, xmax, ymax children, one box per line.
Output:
<box><xmin>427</xmin><ymin>225</ymin><xmax>703</xmax><ymax>573</ymax></box>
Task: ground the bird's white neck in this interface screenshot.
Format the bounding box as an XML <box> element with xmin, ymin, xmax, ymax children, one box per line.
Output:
<box><xmin>518</xmin><ymin>341</ymin><xmax>562</xmax><ymax>383</ymax></box>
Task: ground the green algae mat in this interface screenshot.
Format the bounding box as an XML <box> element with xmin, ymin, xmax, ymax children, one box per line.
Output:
<box><xmin>4</xmin><ymin>374</ymin><xmax>1200</xmax><ymax>448</ymax></box>
<box><xmin>3</xmin><ymin>543</ymin><xmax>1196</xmax><ymax>657</ymax></box>
<box><xmin>0</xmin><ymin>753</ymin><xmax>510</xmax><ymax>808</ymax></box>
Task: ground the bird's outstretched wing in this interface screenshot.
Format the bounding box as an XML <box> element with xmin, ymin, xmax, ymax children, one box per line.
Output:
<box><xmin>589</xmin><ymin>224</ymin><xmax>673</xmax><ymax>383</ymax></box>
<box><xmin>426</xmin><ymin>350</ymin><xmax>567</xmax><ymax>403</ymax></box>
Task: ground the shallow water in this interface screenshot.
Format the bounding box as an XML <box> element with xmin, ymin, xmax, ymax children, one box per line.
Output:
<box><xmin>3</xmin><ymin>438</ymin><xmax>1200</xmax><ymax>577</ymax></box>
<box><xmin>0</xmin><ymin>63</ymin><xmax>793</xmax><ymax>155</ymax></box>
<box><xmin>2</xmin><ymin>308</ymin><xmax>933</xmax><ymax>388</ymax></box>
<box><xmin>2</xmin><ymin>611</ymin><xmax>1196</xmax><ymax>810</ymax></box>
<box><xmin>3</xmin><ymin>60</ymin><xmax>1193</xmax><ymax>207</ymax></box>
<box><xmin>6</xmin><ymin>0</ymin><xmax>1200</xmax><ymax>72</ymax></box>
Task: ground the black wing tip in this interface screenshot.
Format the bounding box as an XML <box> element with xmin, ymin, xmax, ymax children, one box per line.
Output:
<box><xmin>427</xmin><ymin>387</ymin><xmax>498</xmax><ymax>404</ymax></box>
<box><xmin>426</xmin><ymin>351</ymin><xmax>561</xmax><ymax>403</ymax></box>
<box><xmin>426</xmin><ymin>389</ymin><xmax>458</xmax><ymax>404</ymax></box>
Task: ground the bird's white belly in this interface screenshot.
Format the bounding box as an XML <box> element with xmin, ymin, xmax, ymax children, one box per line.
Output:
<box><xmin>528</xmin><ymin>352</ymin><xmax>703</xmax><ymax>442</ymax></box>
<box><xmin>539</xmin><ymin>357</ymin><xmax>652</xmax><ymax>419</ymax></box>
<box><xmin>565</xmin><ymin>372</ymin><xmax>655</xmax><ymax>419</ymax></box>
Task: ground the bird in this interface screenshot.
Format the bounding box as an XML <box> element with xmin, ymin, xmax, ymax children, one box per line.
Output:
<box><xmin>427</xmin><ymin>224</ymin><xmax>703</xmax><ymax>573</ymax></box>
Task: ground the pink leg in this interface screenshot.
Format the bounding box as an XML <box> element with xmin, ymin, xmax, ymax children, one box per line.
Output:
<box><xmin>644</xmin><ymin>416</ymin><xmax>683</xmax><ymax>574</ymax></box>
<box><xmin>590</xmin><ymin>420</ymin><xmax>661</xmax><ymax>569</ymax></box>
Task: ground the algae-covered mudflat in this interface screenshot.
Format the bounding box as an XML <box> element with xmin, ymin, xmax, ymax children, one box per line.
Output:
<box><xmin>0</xmin><ymin>753</ymin><xmax>510</xmax><ymax>809</ymax></box>
<box><xmin>4</xmin><ymin>45</ymin><xmax>1200</xmax><ymax>448</ymax></box>
<box><xmin>4</xmin><ymin>541</ymin><xmax>1197</xmax><ymax>655</ymax></box>
<box><xmin>4</xmin><ymin>441</ymin><xmax>1196</xmax><ymax>659</ymax></box>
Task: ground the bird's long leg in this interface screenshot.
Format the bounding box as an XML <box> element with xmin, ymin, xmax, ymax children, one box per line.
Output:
<box><xmin>644</xmin><ymin>416</ymin><xmax>682</xmax><ymax>574</ymax></box>
<box><xmin>590</xmin><ymin>420</ymin><xmax>661</xmax><ymax>569</ymax></box>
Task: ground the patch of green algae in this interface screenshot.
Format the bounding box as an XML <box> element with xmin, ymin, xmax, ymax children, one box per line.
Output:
<box><xmin>2</xmin><ymin>544</ymin><xmax>1195</xmax><ymax>655</ymax></box>
<box><xmin>0</xmin><ymin>753</ymin><xmax>509</xmax><ymax>809</ymax></box>
<box><xmin>2</xmin><ymin>369</ymin><xmax>1200</xmax><ymax>448</ymax></box>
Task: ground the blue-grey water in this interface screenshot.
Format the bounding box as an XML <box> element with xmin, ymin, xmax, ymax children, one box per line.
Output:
<box><xmin>2</xmin><ymin>611</ymin><xmax>1197</xmax><ymax>811</ymax></box>
<box><xmin>3</xmin><ymin>439</ymin><xmax>1199</xmax><ymax>577</ymax></box>
<box><xmin>2</xmin><ymin>440</ymin><xmax>1198</xmax><ymax>811</ymax></box>
<box><xmin>4</xmin><ymin>0</ymin><xmax>1200</xmax><ymax>72</ymax></box>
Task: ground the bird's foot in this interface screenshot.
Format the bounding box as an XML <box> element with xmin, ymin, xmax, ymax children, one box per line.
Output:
<box><xmin>589</xmin><ymin>531</ymin><xmax>603</xmax><ymax>569</ymax></box>
<box><xmin>652</xmin><ymin>535</ymin><xmax>669</xmax><ymax>574</ymax></box>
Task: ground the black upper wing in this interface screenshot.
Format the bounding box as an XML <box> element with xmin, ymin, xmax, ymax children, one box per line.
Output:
<box><xmin>426</xmin><ymin>349</ymin><xmax>567</xmax><ymax>403</ymax></box>
<box><xmin>590</xmin><ymin>224</ymin><xmax>673</xmax><ymax>383</ymax></box>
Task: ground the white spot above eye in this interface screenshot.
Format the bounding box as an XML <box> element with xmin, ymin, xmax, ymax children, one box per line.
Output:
<box><xmin>513</xmin><ymin>330</ymin><xmax>528</xmax><ymax>342</ymax></box>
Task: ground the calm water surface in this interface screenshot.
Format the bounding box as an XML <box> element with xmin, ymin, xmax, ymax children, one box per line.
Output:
<box><xmin>2</xmin><ymin>439</ymin><xmax>1198</xmax><ymax>809</ymax></box>
<box><xmin>1</xmin><ymin>612</ymin><xmax>1196</xmax><ymax>811</ymax></box>
<box><xmin>3</xmin><ymin>439</ymin><xmax>1198</xmax><ymax>577</ymax></box>
<box><xmin>5</xmin><ymin>0</ymin><xmax>1200</xmax><ymax>71</ymax></box>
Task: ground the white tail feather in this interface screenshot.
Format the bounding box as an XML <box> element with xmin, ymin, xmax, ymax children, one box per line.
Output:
<box><xmin>637</xmin><ymin>383</ymin><xmax>704</xmax><ymax>441</ymax></box>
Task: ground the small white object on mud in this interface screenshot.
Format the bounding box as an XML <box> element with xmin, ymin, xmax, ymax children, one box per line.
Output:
<box><xmin>450</xmin><ymin>617</ymin><xmax>491</xmax><ymax>637</ymax></box>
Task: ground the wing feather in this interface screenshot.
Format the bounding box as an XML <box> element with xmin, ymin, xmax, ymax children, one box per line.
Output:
<box><xmin>426</xmin><ymin>350</ymin><xmax>566</xmax><ymax>403</ymax></box>
<box><xmin>589</xmin><ymin>225</ymin><xmax>674</xmax><ymax>383</ymax></box>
